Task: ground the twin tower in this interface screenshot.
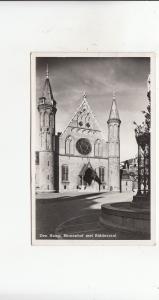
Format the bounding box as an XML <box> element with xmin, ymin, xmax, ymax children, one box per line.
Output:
<box><xmin>36</xmin><ymin>68</ymin><xmax>121</xmax><ymax>193</ymax></box>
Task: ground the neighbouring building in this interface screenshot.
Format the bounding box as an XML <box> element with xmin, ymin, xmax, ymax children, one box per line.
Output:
<box><xmin>120</xmin><ymin>157</ymin><xmax>138</xmax><ymax>192</ymax></box>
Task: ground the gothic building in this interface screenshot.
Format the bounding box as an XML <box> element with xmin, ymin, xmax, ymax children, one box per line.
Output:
<box><xmin>35</xmin><ymin>69</ymin><xmax>121</xmax><ymax>193</ymax></box>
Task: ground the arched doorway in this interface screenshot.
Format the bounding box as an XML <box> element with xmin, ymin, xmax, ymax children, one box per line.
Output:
<box><xmin>83</xmin><ymin>167</ymin><xmax>95</xmax><ymax>185</ymax></box>
<box><xmin>78</xmin><ymin>163</ymin><xmax>101</xmax><ymax>192</ymax></box>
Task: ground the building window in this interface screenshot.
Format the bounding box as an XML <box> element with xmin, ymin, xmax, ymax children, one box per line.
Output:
<box><xmin>44</xmin><ymin>112</ymin><xmax>49</xmax><ymax>127</ymax></box>
<box><xmin>94</xmin><ymin>139</ymin><xmax>102</xmax><ymax>156</ymax></box>
<box><xmin>48</xmin><ymin>185</ymin><xmax>49</xmax><ymax>190</ymax></box>
<box><xmin>40</xmin><ymin>112</ymin><xmax>43</xmax><ymax>128</ymax></box>
<box><xmin>109</xmin><ymin>125</ymin><xmax>114</xmax><ymax>139</ymax></box>
<box><xmin>62</xmin><ymin>165</ymin><xmax>69</xmax><ymax>182</ymax></box>
<box><xmin>64</xmin><ymin>185</ymin><xmax>67</xmax><ymax>190</ymax></box>
<box><xmin>65</xmin><ymin>136</ymin><xmax>74</xmax><ymax>155</ymax></box>
<box><xmin>48</xmin><ymin>161</ymin><xmax>49</xmax><ymax>166</ymax></box>
<box><xmin>47</xmin><ymin>175</ymin><xmax>49</xmax><ymax>180</ymax></box>
<box><xmin>99</xmin><ymin>166</ymin><xmax>105</xmax><ymax>183</ymax></box>
<box><xmin>35</xmin><ymin>151</ymin><xmax>39</xmax><ymax>165</ymax></box>
<box><xmin>49</xmin><ymin>113</ymin><xmax>54</xmax><ymax>127</ymax></box>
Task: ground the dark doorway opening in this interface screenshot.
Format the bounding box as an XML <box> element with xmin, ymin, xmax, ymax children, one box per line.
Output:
<box><xmin>83</xmin><ymin>168</ymin><xmax>94</xmax><ymax>185</ymax></box>
<box><xmin>83</xmin><ymin>167</ymin><xmax>101</xmax><ymax>186</ymax></box>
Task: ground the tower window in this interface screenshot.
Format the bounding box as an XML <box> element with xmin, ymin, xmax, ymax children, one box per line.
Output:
<box><xmin>35</xmin><ymin>151</ymin><xmax>39</xmax><ymax>165</ymax></box>
<box><xmin>47</xmin><ymin>175</ymin><xmax>49</xmax><ymax>180</ymax></box>
<box><xmin>49</xmin><ymin>114</ymin><xmax>54</xmax><ymax>127</ymax></box>
<box><xmin>48</xmin><ymin>161</ymin><xmax>49</xmax><ymax>166</ymax></box>
<box><xmin>62</xmin><ymin>165</ymin><xmax>69</xmax><ymax>182</ymax></box>
<box><xmin>48</xmin><ymin>185</ymin><xmax>49</xmax><ymax>190</ymax></box>
<box><xmin>99</xmin><ymin>167</ymin><xmax>105</xmax><ymax>183</ymax></box>
<box><xmin>44</xmin><ymin>112</ymin><xmax>49</xmax><ymax>127</ymax></box>
<box><xmin>40</xmin><ymin>112</ymin><xmax>43</xmax><ymax>128</ymax></box>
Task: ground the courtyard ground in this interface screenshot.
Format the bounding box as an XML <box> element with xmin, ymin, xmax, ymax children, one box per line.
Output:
<box><xmin>36</xmin><ymin>191</ymin><xmax>149</xmax><ymax>240</ymax></box>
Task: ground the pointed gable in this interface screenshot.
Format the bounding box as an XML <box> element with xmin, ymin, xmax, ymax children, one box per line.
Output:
<box><xmin>62</xmin><ymin>93</ymin><xmax>102</xmax><ymax>135</ymax></box>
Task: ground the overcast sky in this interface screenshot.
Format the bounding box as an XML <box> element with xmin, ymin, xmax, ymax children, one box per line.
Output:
<box><xmin>36</xmin><ymin>57</ymin><xmax>150</xmax><ymax>162</ymax></box>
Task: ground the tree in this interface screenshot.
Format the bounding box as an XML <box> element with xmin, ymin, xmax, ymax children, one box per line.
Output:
<box><xmin>133</xmin><ymin>75</ymin><xmax>151</xmax><ymax>135</ymax></box>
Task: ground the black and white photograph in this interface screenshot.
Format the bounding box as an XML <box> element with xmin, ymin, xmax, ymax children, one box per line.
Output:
<box><xmin>31</xmin><ymin>53</ymin><xmax>154</xmax><ymax>245</ymax></box>
<box><xmin>1</xmin><ymin>1</ymin><xmax>159</xmax><ymax>299</ymax></box>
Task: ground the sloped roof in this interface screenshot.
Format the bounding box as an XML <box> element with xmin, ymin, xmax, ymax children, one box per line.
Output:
<box><xmin>121</xmin><ymin>169</ymin><xmax>130</xmax><ymax>180</ymax></box>
<box><xmin>39</xmin><ymin>66</ymin><xmax>56</xmax><ymax>106</ymax></box>
<box><xmin>108</xmin><ymin>97</ymin><xmax>120</xmax><ymax>121</ymax></box>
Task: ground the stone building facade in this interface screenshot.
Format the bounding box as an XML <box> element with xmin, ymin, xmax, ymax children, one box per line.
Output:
<box><xmin>120</xmin><ymin>157</ymin><xmax>138</xmax><ymax>192</ymax></box>
<box><xmin>35</xmin><ymin>70</ymin><xmax>121</xmax><ymax>193</ymax></box>
<box><xmin>121</xmin><ymin>169</ymin><xmax>133</xmax><ymax>192</ymax></box>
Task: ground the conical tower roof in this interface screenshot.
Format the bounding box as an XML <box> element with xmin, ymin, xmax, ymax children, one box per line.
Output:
<box><xmin>39</xmin><ymin>65</ymin><xmax>56</xmax><ymax>106</ymax></box>
<box><xmin>108</xmin><ymin>92</ymin><xmax>120</xmax><ymax>123</ymax></box>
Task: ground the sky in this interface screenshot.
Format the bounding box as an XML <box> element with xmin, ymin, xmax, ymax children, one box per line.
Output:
<box><xmin>36</xmin><ymin>57</ymin><xmax>150</xmax><ymax>162</ymax></box>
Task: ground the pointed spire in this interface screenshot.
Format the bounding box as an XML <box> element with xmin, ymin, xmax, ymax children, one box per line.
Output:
<box><xmin>83</xmin><ymin>91</ymin><xmax>87</xmax><ymax>100</ymax></box>
<box><xmin>38</xmin><ymin>65</ymin><xmax>56</xmax><ymax>107</ymax></box>
<box><xmin>108</xmin><ymin>92</ymin><xmax>120</xmax><ymax>123</ymax></box>
<box><xmin>46</xmin><ymin>64</ymin><xmax>49</xmax><ymax>79</ymax></box>
<box><xmin>43</xmin><ymin>74</ymin><xmax>53</xmax><ymax>103</ymax></box>
<box><xmin>113</xmin><ymin>90</ymin><xmax>116</xmax><ymax>100</ymax></box>
<box><xmin>42</xmin><ymin>65</ymin><xmax>56</xmax><ymax>105</ymax></box>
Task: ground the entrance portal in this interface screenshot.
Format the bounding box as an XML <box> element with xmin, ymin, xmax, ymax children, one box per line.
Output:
<box><xmin>83</xmin><ymin>167</ymin><xmax>96</xmax><ymax>185</ymax></box>
<box><xmin>78</xmin><ymin>163</ymin><xmax>101</xmax><ymax>192</ymax></box>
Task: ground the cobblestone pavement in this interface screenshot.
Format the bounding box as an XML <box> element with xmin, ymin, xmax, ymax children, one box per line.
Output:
<box><xmin>35</xmin><ymin>191</ymin><xmax>147</xmax><ymax>240</ymax></box>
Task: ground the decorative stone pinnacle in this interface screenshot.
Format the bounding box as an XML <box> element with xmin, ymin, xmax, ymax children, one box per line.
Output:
<box><xmin>83</xmin><ymin>91</ymin><xmax>87</xmax><ymax>99</ymax></box>
<box><xmin>113</xmin><ymin>90</ymin><xmax>116</xmax><ymax>100</ymax></box>
<box><xmin>46</xmin><ymin>64</ymin><xmax>49</xmax><ymax>79</ymax></box>
<box><xmin>108</xmin><ymin>91</ymin><xmax>120</xmax><ymax>122</ymax></box>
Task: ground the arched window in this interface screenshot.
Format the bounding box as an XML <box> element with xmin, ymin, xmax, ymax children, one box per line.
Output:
<box><xmin>65</xmin><ymin>137</ymin><xmax>70</xmax><ymax>154</ymax></box>
<box><xmin>46</xmin><ymin>132</ymin><xmax>50</xmax><ymax>150</ymax></box>
<box><xmin>49</xmin><ymin>113</ymin><xmax>54</xmax><ymax>127</ymax></box>
<box><xmin>109</xmin><ymin>125</ymin><xmax>114</xmax><ymax>139</ymax></box>
<box><xmin>98</xmin><ymin>142</ymin><xmax>102</xmax><ymax>156</ymax></box>
<box><xmin>99</xmin><ymin>166</ymin><xmax>105</xmax><ymax>183</ymax></box>
<box><xmin>40</xmin><ymin>112</ymin><xmax>43</xmax><ymax>128</ymax></box>
<box><xmin>44</xmin><ymin>112</ymin><xmax>49</xmax><ymax>127</ymax></box>
<box><xmin>62</xmin><ymin>165</ymin><xmax>69</xmax><ymax>182</ymax></box>
<box><xmin>113</xmin><ymin>124</ymin><xmax>118</xmax><ymax>139</ymax></box>
<box><xmin>35</xmin><ymin>151</ymin><xmax>39</xmax><ymax>165</ymax></box>
<box><xmin>65</xmin><ymin>136</ymin><xmax>74</xmax><ymax>155</ymax></box>
<box><xmin>69</xmin><ymin>139</ymin><xmax>74</xmax><ymax>154</ymax></box>
<box><xmin>94</xmin><ymin>139</ymin><xmax>102</xmax><ymax>156</ymax></box>
<box><xmin>94</xmin><ymin>139</ymin><xmax>99</xmax><ymax>156</ymax></box>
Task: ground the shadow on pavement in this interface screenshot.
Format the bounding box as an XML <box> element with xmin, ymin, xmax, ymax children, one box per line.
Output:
<box><xmin>35</xmin><ymin>192</ymin><xmax>149</xmax><ymax>240</ymax></box>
